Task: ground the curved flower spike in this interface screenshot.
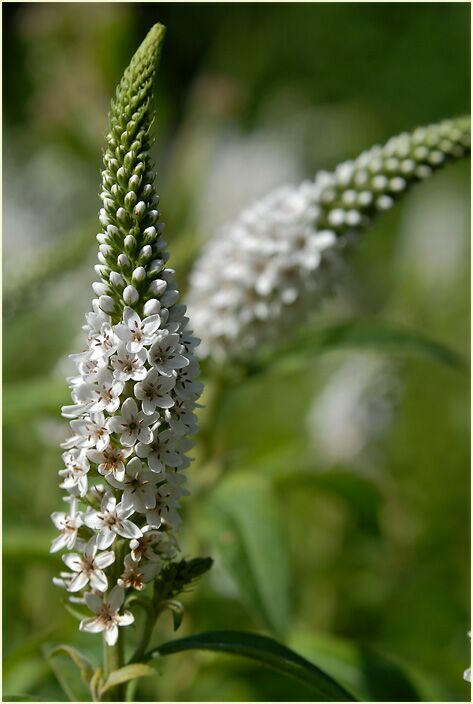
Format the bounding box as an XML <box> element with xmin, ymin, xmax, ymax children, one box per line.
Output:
<box><xmin>187</xmin><ymin>116</ymin><xmax>470</xmax><ymax>362</ymax></box>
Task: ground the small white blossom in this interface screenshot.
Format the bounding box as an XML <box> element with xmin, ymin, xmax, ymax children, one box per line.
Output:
<box><xmin>111</xmin><ymin>345</ymin><xmax>147</xmax><ymax>382</ymax></box>
<box><xmin>117</xmin><ymin>553</ymin><xmax>160</xmax><ymax>590</ymax></box>
<box><xmin>89</xmin><ymin>322</ymin><xmax>119</xmax><ymax>360</ymax></box>
<box><xmin>133</xmin><ymin>368</ymin><xmax>176</xmax><ymax>415</ymax></box>
<box><xmin>68</xmin><ymin>412</ymin><xmax>111</xmax><ymax>451</ymax></box>
<box><xmin>135</xmin><ymin>428</ymin><xmax>185</xmax><ymax>472</ymax></box>
<box><xmin>107</xmin><ymin>457</ymin><xmax>160</xmax><ymax>513</ymax></box>
<box><xmin>147</xmin><ymin>332</ymin><xmax>189</xmax><ymax>376</ymax></box>
<box><xmin>108</xmin><ymin>397</ymin><xmax>158</xmax><ymax>446</ymax></box>
<box><xmin>88</xmin><ymin>368</ymin><xmax>124</xmax><ymax>413</ymax></box>
<box><xmin>129</xmin><ymin>526</ymin><xmax>173</xmax><ymax>562</ymax></box>
<box><xmin>59</xmin><ymin>449</ymin><xmax>90</xmax><ymax>497</ymax></box>
<box><xmin>115</xmin><ymin>307</ymin><xmax>162</xmax><ymax>353</ymax></box>
<box><xmin>87</xmin><ymin>444</ymin><xmax>132</xmax><ymax>482</ymax></box>
<box><xmin>80</xmin><ymin>586</ymin><xmax>134</xmax><ymax>645</ymax></box>
<box><xmin>62</xmin><ymin>538</ymin><xmax>115</xmax><ymax>592</ymax></box>
<box><xmin>84</xmin><ymin>494</ymin><xmax>142</xmax><ymax>549</ymax></box>
<box><xmin>50</xmin><ymin>498</ymin><xmax>83</xmax><ymax>553</ymax></box>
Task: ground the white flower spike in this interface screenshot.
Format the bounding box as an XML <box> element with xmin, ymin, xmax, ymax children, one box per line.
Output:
<box><xmin>51</xmin><ymin>25</ymin><xmax>202</xmax><ymax>649</ymax></box>
<box><xmin>187</xmin><ymin>116</ymin><xmax>470</xmax><ymax>363</ymax></box>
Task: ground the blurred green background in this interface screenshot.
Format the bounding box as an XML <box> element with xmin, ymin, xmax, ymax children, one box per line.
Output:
<box><xmin>3</xmin><ymin>3</ymin><xmax>470</xmax><ymax>701</ymax></box>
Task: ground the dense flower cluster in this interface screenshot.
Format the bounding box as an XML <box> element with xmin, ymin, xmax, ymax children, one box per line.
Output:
<box><xmin>50</xmin><ymin>24</ymin><xmax>202</xmax><ymax>645</ymax></box>
<box><xmin>187</xmin><ymin>116</ymin><xmax>470</xmax><ymax>362</ymax></box>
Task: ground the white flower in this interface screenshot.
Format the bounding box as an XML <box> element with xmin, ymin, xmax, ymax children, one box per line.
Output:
<box><xmin>62</xmin><ymin>537</ymin><xmax>114</xmax><ymax>592</ymax></box>
<box><xmin>107</xmin><ymin>457</ymin><xmax>160</xmax><ymax>513</ymax></box>
<box><xmin>68</xmin><ymin>412</ymin><xmax>111</xmax><ymax>451</ymax></box>
<box><xmin>174</xmin><ymin>359</ymin><xmax>203</xmax><ymax>400</ymax></box>
<box><xmin>147</xmin><ymin>332</ymin><xmax>189</xmax><ymax>376</ymax></box>
<box><xmin>59</xmin><ymin>449</ymin><xmax>90</xmax><ymax>497</ymax></box>
<box><xmin>88</xmin><ymin>368</ymin><xmax>124</xmax><ymax>413</ymax></box>
<box><xmin>165</xmin><ymin>398</ymin><xmax>198</xmax><ymax>436</ymax></box>
<box><xmin>111</xmin><ymin>345</ymin><xmax>147</xmax><ymax>382</ymax></box>
<box><xmin>133</xmin><ymin>368</ymin><xmax>175</xmax><ymax>415</ymax></box>
<box><xmin>145</xmin><ymin>478</ymin><xmax>184</xmax><ymax>528</ymax></box>
<box><xmin>89</xmin><ymin>322</ymin><xmax>119</xmax><ymax>360</ymax></box>
<box><xmin>87</xmin><ymin>444</ymin><xmax>132</xmax><ymax>482</ymax></box>
<box><xmin>115</xmin><ymin>307</ymin><xmax>162</xmax><ymax>353</ymax></box>
<box><xmin>80</xmin><ymin>586</ymin><xmax>134</xmax><ymax>645</ymax></box>
<box><xmin>50</xmin><ymin>498</ymin><xmax>82</xmax><ymax>553</ymax></box>
<box><xmin>129</xmin><ymin>526</ymin><xmax>168</xmax><ymax>562</ymax></box>
<box><xmin>117</xmin><ymin>553</ymin><xmax>160</xmax><ymax>590</ymax></box>
<box><xmin>84</xmin><ymin>494</ymin><xmax>142</xmax><ymax>549</ymax></box>
<box><xmin>135</xmin><ymin>428</ymin><xmax>185</xmax><ymax>472</ymax></box>
<box><xmin>108</xmin><ymin>397</ymin><xmax>158</xmax><ymax>447</ymax></box>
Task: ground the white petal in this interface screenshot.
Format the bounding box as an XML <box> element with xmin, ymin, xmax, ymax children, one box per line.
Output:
<box><xmin>105</xmin><ymin>624</ymin><xmax>119</xmax><ymax>646</ymax></box>
<box><xmin>68</xmin><ymin>571</ymin><xmax>90</xmax><ymax>592</ymax></box>
<box><xmin>62</xmin><ymin>554</ymin><xmax>82</xmax><ymax>571</ymax></box>
<box><xmin>116</xmin><ymin>519</ymin><xmax>142</xmax><ymax>540</ymax></box>
<box><xmin>117</xmin><ymin>610</ymin><xmax>134</xmax><ymax>626</ymax></box>
<box><xmin>80</xmin><ymin>617</ymin><xmax>104</xmax><ymax>634</ymax></box>
<box><xmin>90</xmin><ymin>570</ymin><xmax>108</xmax><ymax>592</ymax></box>
<box><xmin>121</xmin><ymin>397</ymin><xmax>138</xmax><ymax>422</ymax></box>
<box><xmin>97</xmin><ymin>528</ymin><xmax>115</xmax><ymax>550</ymax></box>
<box><xmin>84</xmin><ymin>592</ymin><xmax>102</xmax><ymax>613</ymax></box>
<box><xmin>95</xmin><ymin>551</ymin><xmax>115</xmax><ymax>569</ymax></box>
<box><xmin>108</xmin><ymin>585</ymin><xmax>124</xmax><ymax>610</ymax></box>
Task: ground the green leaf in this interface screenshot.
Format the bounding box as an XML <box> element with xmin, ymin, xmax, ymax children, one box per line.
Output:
<box><xmin>248</xmin><ymin>319</ymin><xmax>466</xmax><ymax>375</ymax></box>
<box><xmin>43</xmin><ymin>644</ymin><xmax>90</xmax><ymax>702</ymax></box>
<box><xmin>161</xmin><ymin>599</ymin><xmax>184</xmax><ymax>631</ymax></box>
<box><xmin>47</xmin><ymin>645</ymin><xmax>95</xmax><ymax>687</ymax></box>
<box><xmin>146</xmin><ymin>630</ymin><xmax>356</xmax><ymax>701</ymax></box>
<box><xmin>202</xmin><ymin>472</ymin><xmax>291</xmax><ymax>636</ymax></box>
<box><xmin>100</xmin><ymin>663</ymin><xmax>157</xmax><ymax>695</ymax></box>
<box><xmin>290</xmin><ymin>630</ymin><xmax>421</xmax><ymax>702</ymax></box>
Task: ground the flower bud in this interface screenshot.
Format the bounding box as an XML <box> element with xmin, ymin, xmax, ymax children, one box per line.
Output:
<box><xmin>132</xmin><ymin>267</ymin><xmax>146</xmax><ymax>283</ymax></box>
<box><xmin>133</xmin><ymin>201</ymin><xmax>146</xmax><ymax>219</ymax></box>
<box><xmin>143</xmin><ymin>298</ymin><xmax>161</xmax><ymax>315</ymax></box>
<box><xmin>148</xmin><ymin>279</ymin><xmax>167</xmax><ymax>296</ymax></box>
<box><xmin>92</xmin><ymin>281</ymin><xmax>108</xmax><ymax>296</ymax></box>
<box><xmin>123</xmin><ymin>285</ymin><xmax>139</xmax><ymax>305</ymax></box>
<box><xmin>110</xmin><ymin>271</ymin><xmax>125</xmax><ymax>288</ymax></box>
<box><xmin>118</xmin><ymin>253</ymin><xmax>131</xmax><ymax>269</ymax></box>
<box><xmin>124</xmin><ymin>235</ymin><xmax>136</xmax><ymax>254</ymax></box>
<box><xmin>98</xmin><ymin>295</ymin><xmax>115</xmax><ymax>313</ymax></box>
<box><xmin>124</xmin><ymin>191</ymin><xmax>138</xmax><ymax>209</ymax></box>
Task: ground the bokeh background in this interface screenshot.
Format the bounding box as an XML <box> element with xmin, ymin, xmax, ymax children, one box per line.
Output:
<box><xmin>3</xmin><ymin>3</ymin><xmax>470</xmax><ymax>701</ymax></box>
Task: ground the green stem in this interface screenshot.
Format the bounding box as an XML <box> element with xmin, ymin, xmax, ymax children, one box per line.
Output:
<box><xmin>102</xmin><ymin>632</ymin><xmax>125</xmax><ymax>701</ymax></box>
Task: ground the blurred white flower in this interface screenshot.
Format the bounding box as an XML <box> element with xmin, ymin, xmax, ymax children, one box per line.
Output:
<box><xmin>306</xmin><ymin>354</ymin><xmax>400</xmax><ymax>467</ymax></box>
<box><xmin>187</xmin><ymin>117</ymin><xmax>470</xmax><ymax>363</ymax></box>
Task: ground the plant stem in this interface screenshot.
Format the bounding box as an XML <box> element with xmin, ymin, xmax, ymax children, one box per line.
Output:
<box><xmin>103</xmin><ymin>631</ymin><xmax>126</xmax><ymax>701</ymax></box>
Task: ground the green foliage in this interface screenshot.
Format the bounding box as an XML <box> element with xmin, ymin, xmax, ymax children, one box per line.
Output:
<box><xmin>246</xmin><ymin>318</ymin><xmax>467</xmax><ymax>377</ymax></box>
<box><xmin>202</xmin><ymin>473</ymin><xmax>291</xmax><ymax>637</ymax></box>
<box><xmin>148</xmin><ymin>630</ymin><xmax>357</xmax><ymax>701</ymax></box>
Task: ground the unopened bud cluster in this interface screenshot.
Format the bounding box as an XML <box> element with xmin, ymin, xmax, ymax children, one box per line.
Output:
<box><xmin>188</xmin><ymin>116</ymin><xmax>470</xmax><ymax>362</ymax></box>
<box><xmin>50</xmin><ymin>25</ymin><xmax>203</xmax><ymax>646</ymax></box>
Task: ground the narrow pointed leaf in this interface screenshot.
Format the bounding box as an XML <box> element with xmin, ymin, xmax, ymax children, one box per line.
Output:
<box><xmin>146</xmin><ymin>630</ymin><xmax>356</xmax><ymax>701</ymax></box>
<box><xmin>100</xmin><ymin>663</ymin><xmax>156</xmax><ymax>695</ymax></box>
